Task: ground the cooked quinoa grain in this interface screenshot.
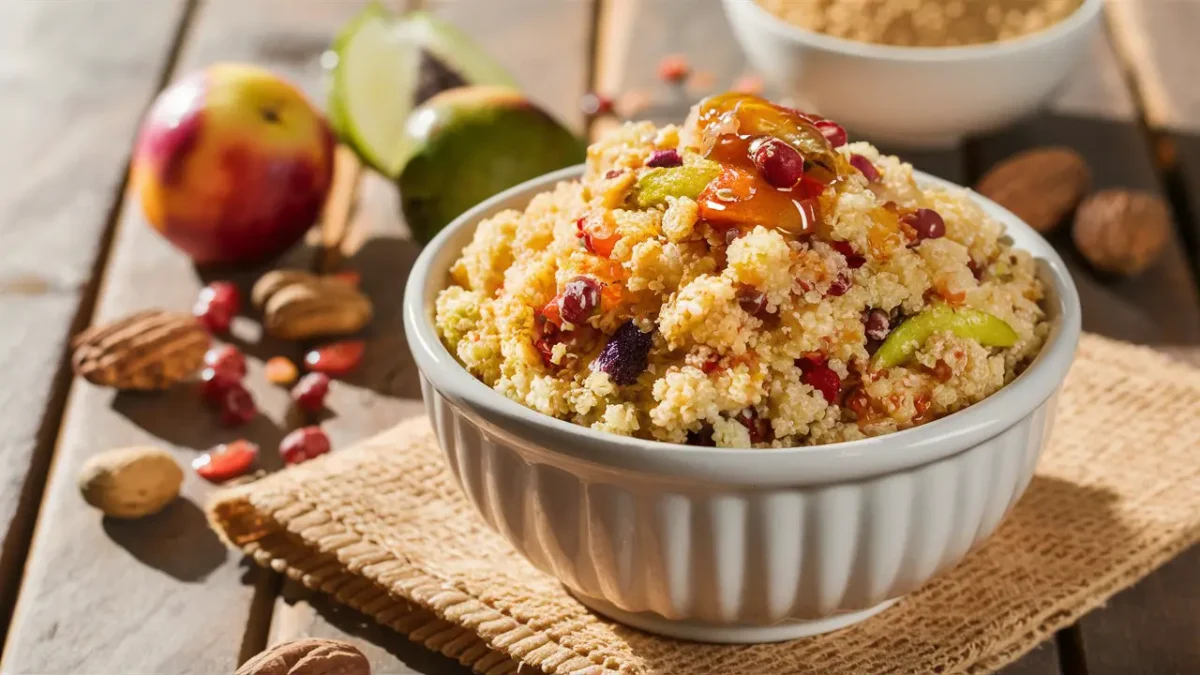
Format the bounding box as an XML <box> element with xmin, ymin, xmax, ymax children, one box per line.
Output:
<box><xmin>435</xmin><ymin>94</ymin><xmax>1047</xmax><ymax>448</ymax></box>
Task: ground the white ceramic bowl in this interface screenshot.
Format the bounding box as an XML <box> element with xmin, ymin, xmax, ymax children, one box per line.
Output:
<box><xmin>403</xmin><ymin>166</ymin><xmax>1082</xmax><ymax>643</ymax></box>
<box><xmin>722</xmin><ymin>0</ymin><xmax>1104</xmax><ymax>148</ymax></box>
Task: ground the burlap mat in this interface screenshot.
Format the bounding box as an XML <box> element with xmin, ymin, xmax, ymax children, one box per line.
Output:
<box><xmin>208</xmin><ymin>333</ymin><xmax>1200</xmax><ymax>675</ymax></box>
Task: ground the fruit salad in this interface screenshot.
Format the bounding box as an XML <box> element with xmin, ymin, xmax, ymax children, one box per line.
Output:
<box><xmin>435</xmin><ymin>93</ymin><xmax>1048</xmax><ymax>447</ymax></box>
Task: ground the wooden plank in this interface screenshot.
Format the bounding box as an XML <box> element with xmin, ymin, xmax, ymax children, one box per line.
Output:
<box><xmin>263</xmin><ymin>1</ymin><xmax>594</xmax><ymax>672</ymax></box>
<box><xmin>0</xmin><ymin>0</ymin><xmax>192</xmax><ymax>641</ymax></box>
<box><xmin>0</xmin><ymin>1</ymin><xmax>367</xmax><ymax>672</ymax></box>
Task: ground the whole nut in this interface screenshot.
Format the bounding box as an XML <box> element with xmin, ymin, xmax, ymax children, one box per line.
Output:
<box><xmin>71</xmin><ymin>309</ymin><xmax>209</xmax><ymax>390</ymax></box>
<box><xmin>1073</xmin><ymin>189</ymin><xmax>1171</xmax><ymax>276</ymax></box>
<box><xmin>236</xmin><ymin>638</ymin><xmax>369</xmax><ymax>675</ymax></box>
<box><xmin>975</xmin><ymin>147</ymin><xmax>1090</xmax><ymax>233</ymax></box>
<box><xmin>253</xmin><ymin>270</ymin><xmax>372</xmax><ymax>340</ymax></box>
<box><xmin>78</xmin><ymin>446</ymin><xmax>183</xmax><ymax>519</ymax></box>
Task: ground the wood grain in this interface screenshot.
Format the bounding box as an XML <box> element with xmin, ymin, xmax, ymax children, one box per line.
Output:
<box><xmin>0</xmin><ymin>0</ymin><xmax>193</xmax><ymax>649</ymax></box>
<box><xmin>0</xmin><ymin>1</ymin><xmax>366</xmax><ymax>672</ymax></box>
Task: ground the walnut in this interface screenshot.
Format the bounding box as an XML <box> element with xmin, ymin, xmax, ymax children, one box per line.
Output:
<box><xmin>975</xmin><ymin>147</ymin><xmax>1090</xmax><ymax>233</ymax></box>
<box><xmin>1072</xmin><ymin>189</ymin><xmax>1171</xmax><ymax>276</ymax></box>
<box><xmin>71</xmin><ymin>310</ymin><xmax>208</xmax><ymax>390</ymax></box>
<box><xmin>236</xmin><ymin>638</ymin><xmax>369</xmax><ymax>675</ymax></box>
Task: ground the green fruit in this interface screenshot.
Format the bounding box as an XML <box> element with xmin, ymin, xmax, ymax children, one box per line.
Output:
<box><xmin>328</xmin><ymin>4</ymin><xmax>515</xmax><ymax>177</ymax></box>
<box><xmin>633</xmin><ymin>160</ymin><xmax>721</xmax><ymax>208</ymax></box>
<box><xmin>398</xmin><ymin>86</ymin><xmax>586</xmax><ymax>243</ymax></box>
<box><xmin>871</xmin><ymin>305</ymin><xmax>1019</xmax><ymax>370</ymax></box>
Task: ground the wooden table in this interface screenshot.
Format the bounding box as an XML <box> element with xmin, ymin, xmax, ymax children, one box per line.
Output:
<box><xmin>0</xmin><ymin>1</ymin><xmax>1196</xmax><ymax>673</ymax></box>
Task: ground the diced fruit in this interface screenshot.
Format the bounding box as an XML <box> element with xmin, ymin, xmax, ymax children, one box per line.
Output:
<box><xmin>904</xmin><ymin>208</ymin><xmax>946</xmax><ymax>241</ymax></box>
<box><xmin>698</xmin><ymin>165</ymin><xmax>816</xmax><ymax>235</ymax></box>
<box><xmin>749</xmin><ymin>137</ymin><xmax>805</xmax><ymax>189</ymax></box>
<box><xmin>870</xmin><ymin>305</ymin><xmax>1018</xmax><ymax>370</ymax></box>
<box><xmin>203</xmin><ymin>344</ymin><xmax>246</xmax><ymax>379</ymax></box>
<box><xmin>592</xmin><ymin>321</ymin><xmax>653</xmax><ymax>386</ymax></box>
<box><xmin>560</xmin><ymin>277</ymin><xmax>602</xmax><ymax>324</ymax></box>
<box><xmin>863</xmin><ymin>308</ymin><xmax>891</xmax><ymax>341</ymax></box>
<box><xmin>831</xmin><ymin>240</ymin><xmax>865</xmax><ymax>268</ymax></box>
<box><xmin>292</xmin><ymin>372</ymin><xmax>331</xmax><ymax>413</ymax></box>
<box><xmin>633</xmin><ymin>161</ymin><xmax>722</xmax><ymax>208</ymax></box>
<box><xmin>193</xmin><ymin>440</ymin><xmax>258</xmax><ymax>483</ymax></box>
<box><xmin>850</xmin><ymin>154</ymin><xmax>881</xmax><ymax>182</ymax></box>
<box><xmin>199</xmin><ymin>367</ymin><xmax>241</xmax><ymax>405</ymax></box>
<box><xmin>827</xmin><ymin>273</ymin><xmax>851</xmax><ymax>296</ymax></box>
<box><xmin>737</xmin><ymin>286</ymin><xmax>768</xmax><ymax>315</ymax></box>
<box><xmin>815</xmin><ymin>119</ymin><xmax>847</xmax><ymax>148</ymax></box>
<box><xmin>328</xmin><ymin>6</ymin><xmax>516</xmax><ymax>177</ymax></box>
<box><xmin>646</xmin><ymin>149</ymin><xmax>683</xmax><ymax>168</ymax></box>
<box><xmin>193</xmin><ymin>282</ymin><xmax>240</xmax><ymax>334</ymax></box>
<box><xmin>280</xmin><ymin>426</ymin><xmax>332</xmax><ymax>465</ymax></box>
<box><xmin>219</xmin><ymin>383</ymin><xmax>257</xmax><ymax>426</ymax></box>
<box><xmin>735</xmin><ymin>408</ymin><xmax>773</xmax><ymax>443</ymax></box>
<box><xmin>305</xmin><ymin>340</ymin><xmax>366</xmax><ymax>376</ymax></box>
<box><xmin>798</xmin><ymin>356</ymin><xmax>841</xmax><ymax>403</ymax></box>
<box><xmin>575</xmin><ymin>215</ymin><xmax>621</xmax><ymax>257</ymax></box>
<box><xmin>265</xmin><ymin>356</ymin><xmax>299</xmax><ymax>385</ymax></box>
<box><xmin>398</xmin><ymin>86</ymin><xmax>586</xmax><ymax>243</ymax></box>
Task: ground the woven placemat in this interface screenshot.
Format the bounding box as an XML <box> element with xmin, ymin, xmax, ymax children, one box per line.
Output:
<box><xmin>208</xmin><ymin>333</ymin><xmax>1200</xmax><ymax>675</ymax></box>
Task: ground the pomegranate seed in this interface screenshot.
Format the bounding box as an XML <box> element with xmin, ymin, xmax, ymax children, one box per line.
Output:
<box><xmin>657</xmin><ymin>54</ymin><xmax>690</xmax><ymax>83</ymax></box>
<box><xmin>580</xmin><ymin>92</ymin><xmax>614</xmax><ymax>116</ymax></box>
<box><xmin>193</xmin><ymin>282</ymin><xmax>240</xmax><ymax>334</ymax></box>
<box><xmin>203</xmin><ymin>344</ymin><xmax>246</xmax><ymax>379</ymax></box>
<box><xmin>560</xmin><ymin>277</ymin><xmax>602</xmax><ymax>324</ymax></box>
<box><xmin>592</xmin><ymin>321</ymin><xmax>653</xmax><ymax>386</ymax></box>
<box><xmin>749</xmin><ymin>137</ymin><xmax>805</xmax><ymax>189</ymax></box>
<box><xmin>199</xmin><ymin>367</ymin><xmax>241</xmax><ymax>405</ymax></box>
<box><xmin>292</xmin><ymin>372</ymin><xmax>330</xmax><ymax>413</ymax></box>
<box><xmin>735</xmin><ymin>409</ymin><xmax>773</xmax><ymax>444</ymax></box>
<box><xmin>605</xmin><ymin>169</ymin><xmax>624</xmax><ymax>179</ymax></box>
<box><xmin>798</xmin><ymin>357</ymin><xmax>841</xmax><ymax>403</ymax></box>
<box><xmin>831</xmin><ymin>241</ymin><xmax>865</xmax><ymax>269</ymax></box>
<box><xmin>264</xmin><ymin>356</ymin><xmax>299</xmax><ymax>385</ymax></box>
<box><xmin>219</xmin><ymin>382</ymin><xmax>257</xmax><ymax>426</ymax></box>
<box><xmin>330</xmin><ymin>270</ymin><xmax>361</xmax><ymax>287</ymax></box>
<box><xmin>737</xmin><ymin>285</ymin><xmax>768</xmax><ymax>315</ymax></box>
<box><xmin>849</xmin><ymin>154</ymin><xmax>881</xmax><ymax>182</ymax></box>
<box><xmin>280</xmin><ymin>426</ymin><xmax>331</xmax><ymax>465</ymax></box>
<box><xmin>193</xmin><ymin>440</ymin><xmax>258</xmax><ymax>483</ymax></box>
<box><xmin>904</xmin><ymin>208</ymin><xmax>946</xmax><ymax>241</ymax></box>
<box><xmin>815</xmin><ymin>120</ymin><xmax>847</xmax><ymax>148</ymax></box>
<box><xmin>863</xmin><ymin>308</ymin><xmax>891</xmax><ymax>341</ymax></box>
<box><xmin>305</xmin><ymin>340</ymin><xmax>365</xmax><ymax>377</ymax></box>
<box><xmin>646</xmin><ymin>149</ymin><xmax>683</xmax><ymax>168</ymax></box>
<box><xmin>827</xmin><ymin>272</ymin><xmax>851</xmax><ymax>296</ymax></box>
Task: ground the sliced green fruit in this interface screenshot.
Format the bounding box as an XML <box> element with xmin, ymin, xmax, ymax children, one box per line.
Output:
<box><xmin>633</xmin><ymin>160</ymin><xmax>722</xmax><ymax>208</ymax></box>
<box><xmin>398</xmin><ymin>86</ymin><xmax>586</xmax><ymax>243</ymax></box>
<box><xmin>870</xmin><ymin>305</ymin><xmax>1019</xmax><ymax>370</ymax></box>
<box><xmin>328</xmin><ymin>5</ymin><xmax>516</xmax><ymax>177</ymax></box>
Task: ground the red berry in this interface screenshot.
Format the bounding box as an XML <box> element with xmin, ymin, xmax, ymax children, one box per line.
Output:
<box><xmin>646</xmin><ymin>149</ymin><xmax>683</xmax><ymax>168</ymax></box>
<box><xmin>798</xmin><ymin>356</ymin><xmax>841</xmax><ymax>403</ymax></box>
<box><xmin>203</xmin><ymin>344</ymin><xmax>246</xmax><ymax>379</ymax></box>
<box><xmin>864</xmin><ymin>308</ymin><xmax>891</xmax><ymax>341</ymax></box>
<box><xmin>304</xmin><ymin>340</ymin><xmax>365</xmax><ymax>377</ymax></box>
<box><xmin>904</xmin><ymin>208</ymin><xmax>946</xmax><ymax>241</ymax></box>
<box><xmin>849</xmin><ymin>153</ymin><xmax>881</xmax><ymax>182</ymax></box>
<box><xmin>280</xmin><ymin>426</ymin><xmax>331</xmax><ymax>465</ymax></box>
<box><xmin>750</xmin><ymin>137</ymin><xmax>805</xmax><ymax>189</ymax></box>
<box><xmin>560</xmin><ymin>277</ymin><xmax>602</xmax><ymax>324</ymax></box>
<box><xmin>193</xmin><ymin>439</ymin><xmax>258</xmax><ymax>483</ymax></box>
<box><xmin>199</xmin><ymin>367</ymin><xmax>241</xmax><ymax>405</ymax></box>
<box><xmin>219</xmin><ymin>382</ymin><xmax>256</xmax><ymax>426</ymax></box>
<box><xmin>827</xmin><ymin>272</ymin><xmax>852</xmax><ymax>296</ymax></box>
<box><xmin>736</xmin><ymin>285</ymin><xmax>768</xmax><ymax>315</ymax></box>
<box><xmin>815</xmin><ymin>119</ymin><xmax>847</xmax><ymax>148</ymax></box>
<box><xmin>735</xmin><ymin>409</ymin><xmax>773</xmax><ymax>444</ymax></box>
<box><xmin>292</xmin><ymin>372</ymin><xmax>330</xmax><ymax>413</ymax></box>
<box><xmin>193</xmin><ymin>282</ymin><xmax>240</xmax><ymax>334</ymax></box>
<box><xmin>831</xmin><ymin>241</ymin><xmax>865</xmax><ymax>269</ymax></box>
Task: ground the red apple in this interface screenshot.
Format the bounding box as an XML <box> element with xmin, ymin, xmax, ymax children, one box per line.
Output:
<box><xmin>132</xmin><ymin>63</ymin><xmax>335</xmax><ymax>265</ymax></box>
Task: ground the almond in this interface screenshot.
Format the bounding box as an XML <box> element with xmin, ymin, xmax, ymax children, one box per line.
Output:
<box><xmin>71</xmin><ymin>310</ymin><xmax>209</xmax><ymax>390</ymax></box>
<box><xmin>975</xmin><ymin>147</ymin><xmax>1090</xmax><ymax>233</ymax></box>
<box><xmin>1073</xmin><ymin>189</ymin><xmax>1171</xmax><ymax>276</ymax></box>
<box><xmin>78</xmin><ymin>446</ymin><xmax>182</xmax><ymax>519</ymax></box>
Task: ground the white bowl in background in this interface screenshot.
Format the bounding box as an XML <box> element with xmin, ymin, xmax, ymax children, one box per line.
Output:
<box><xmin>722</xmin><ymin>0</ymin><xmax>1104</xmax><ymax>148</ymax></box>
<box><xmin>403</xmin><ymin>166</ymin><xmax>1082</xmax><ymax>643</ymax></box>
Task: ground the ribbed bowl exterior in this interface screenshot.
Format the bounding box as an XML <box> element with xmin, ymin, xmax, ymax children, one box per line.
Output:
<box><xmin>421</xmin><ymin>374</ymin><xmax>1057</xmax><ymax>625</ymax></box>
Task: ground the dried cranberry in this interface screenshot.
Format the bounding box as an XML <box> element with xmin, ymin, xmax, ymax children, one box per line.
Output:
<box><xmin>827</xmin><ymin>273</ymin><xmax>851</xmax><ymax>296</ymax></box>
<box><xmin>560</xmin><ymin>277</ymin><xmax>603</xmax><ymax>324</ymax></box>
<box><xmin>193</xmin><ymin>440</ymin><xmax>258</xmax><ymax>483</ymax></box>
<box><xmin>292</xmin><ymin>372</ymin><xmax>330</xmax><ymax>413</ymax></box>
<box><xmin>849</xmin><ymin>154</ymin><xmax>881</xmax><ymax>182</ymax></box>
<box><xmin>580</xmin><ymin>92</ymin><xmax>614</xmax><ymax>116</ymax></box>
<box><xmin>687</xmin><ymin>426</ymin><xmax>716</xmax><ymax>447</ymax></box>
<box><xmin>815</xmin><ymin>120</ymin><xmax>847</xmax><ymax>148</ymax></box>
<box><xmin>831</xmin><ymin>241</ymin><xmax>865</xmax><ymax>269</ymax></box>
<box><xmin>797</xmin><ymin>356</ymin><xmax>841</xmax><ymax>403</ymax></box>
<box><xmin>193</xmin><ymin>282</ymin><xmax>240</xmax><ymax>334</ymax></box>
<box><xmin>737</xmin><ymin>285</ymin><xmax>768</xmax><ymax>315</ymax></box>
<box><xmin>203</xmin><ymin>344</ymin><xmax>246</xmax><ymax>379</ymax></box>
<box><xmin>863</xmin><ymin>308</ymin><xmax>890</xmax><ymax>341</ymax></box>
<box><xmin>219</xmin><ymin>382</ymin><xmax>257</xmax><ymax>426</ymax></box>
<box><xmin>749</xmin><ymin>137</ymin><xmax>805</xmax><ymax>189</ymax></box>
<box><xmin>735</xmin><ymin>409</ymin><xmax>773</xmax><ymax>444</ymax></box>
<box><xmin>280</xmin><ymin>426</ymin><xmax>331</xmax><ymax>465</ymax></box>
<box><xmin>592</xmin><ymin>321</ymin><xmax>653</xmax><ymax>386</ymax></box>
<box><xmin>968</xmin><ymin>259</ymin><xmax>984</xmax><ymax>280</ymax></box>
<box><xmin>199</xmin><ymin>367</ymin><xmax>240</xmax><ymax>405</ymax></box>
<box><xmin>646</xmin><ymin>149</ymin><xmax>683</xmax><ymax>168</ymax></box>
<box><xmin>305</xmin><ymin>340</ymin><xmax>365</xmax><ymax>377</ymax></box>
<box><xmin>904</xmin><ymin>208</ymin><xmax>946</xmax><ymax>241</ymax></box>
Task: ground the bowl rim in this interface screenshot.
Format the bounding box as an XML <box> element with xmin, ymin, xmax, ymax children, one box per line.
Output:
<box><xmin>721</xmin><ymin>0</ymin><xmax>1105</xmax><ymax>63</ymax></box>
<box><xmin>404</xmin><ymin>164</ymin><xmax>1082</xmax><ymax>484</ymax></box>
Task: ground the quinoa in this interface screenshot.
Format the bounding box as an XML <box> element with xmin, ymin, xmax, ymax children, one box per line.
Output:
<box><xmin>435</xmin><ymin>95</ymin><xmax>1048</xmax><ymax>448</ymax></box>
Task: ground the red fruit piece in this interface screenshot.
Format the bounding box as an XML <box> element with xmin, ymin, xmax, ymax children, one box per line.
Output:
<box><xmin>575</xmin><ymin>215</ymin><xmax>620</xmax><ymax>257</ymax></box>
<box><xmin>193</xmin><ymin>439</ymin><xmax>258</xmax><ymax>483</ymax></box>
<box><xmin>646</xmin><ymin>149</ymin><xmax>683</xmax><ymax>168</ymax></box>
<box><xmin>735</xmin><ymin>408</ymin><xmax>773</xmax><ymax>444</ymax></box>
<box><xmin>827</xmin><ymin>272</ymin><xmax>852</xmax><ymax>296</ymax></box>
<box><xmin>749</xmin><ymin>137</ymin><xmax>805</xmax><ymax>189</ymax></box>
<box><xmin>736</xmin><ymin>285</ymin><xmax>768</xmax><ymax>315</ymax></box>
<box><xmin>304</xmin><ymin>340</ymin><xmax>365</xmax><ymax>377</ymax></box>
<box><xmin>798</xmin><ymin>356</ymin><xmax>841</xmax><ymax>403</ymax></box>
<box><xmin>831</xmin><ymin>240</ymin><xmax>865</xmax><ymax>269</ymax></box>
<box><xmin>280</xmin><ymin>426</ymin><xmax>331</xmax><ymax>465</ymax></box>
<box><xmin>219</xmin><ymin>382</ymin><xmax>257</xmax><ymax>426</ymax></box>
<box><xmin>815</xmin><ymin>119</ymin><xmax>847</xmax><ymax>148</ymax></box>
<box><xmin>904</xmin><ymin>208</ymin><xmax>946</xmax><ymax>241</ymax></box>
<box><xmin>849</xmin><ymin>153</ymin><xmax>881</xmax><ymax>182</ymax></box>
<box><xmin>292</xmin><ymin>372</ymin><xmax>330</xmax><ymax>413</ymax></box>
<box><xmin>560</xmin><ymin>277</ymin><xmax>602</xmax><ymax>324</ymax></box>
<box><xmin>203</xmin><ymin>344</ymin><xmax>246</xmax><ymax>379</ymax></box>
<box><xmin>193</xmin><ymin>281</ymin><xmax>240</xmax><ymax>334</ymax></box>
<box><xmin>199</xmin><ymin>367</ymin><xmax>241</xmax><ymax>405</ymax></box>
<box><xmin>658</xmin><ymin>54</ymin><xmax>691</xmax><ymax>83</ymax></box>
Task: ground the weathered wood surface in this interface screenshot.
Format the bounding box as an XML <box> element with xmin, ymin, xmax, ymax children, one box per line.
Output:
<box><xmin>0</xmin><ymin>0</ymin><xmax>193</xmax><ymax>641</ymax></box>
